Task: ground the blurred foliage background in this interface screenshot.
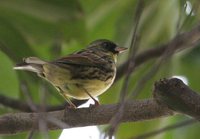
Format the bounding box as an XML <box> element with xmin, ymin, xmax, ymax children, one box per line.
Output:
<box><xmin>0</xmin><ymin>0</ymin><xmax>200</xmax><ymax>139</ymax></box>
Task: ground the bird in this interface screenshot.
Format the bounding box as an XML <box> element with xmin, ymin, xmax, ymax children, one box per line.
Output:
<box><xmin>14</xmin><ymin>39</ymin><xmax>127</xmax><ymax>108</ymax></box>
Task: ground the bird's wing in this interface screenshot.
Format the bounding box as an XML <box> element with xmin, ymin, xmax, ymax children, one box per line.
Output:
<box><xmin>52</xmin><ymin>52</ymin><xmax>107</xmax><ymax>68</ymax></box>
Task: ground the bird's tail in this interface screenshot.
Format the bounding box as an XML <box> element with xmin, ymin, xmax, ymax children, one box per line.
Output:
<box><xmin>13</xmin><ymin>57</ymin><xmax>46</xmax><ymax>74</ymax></box>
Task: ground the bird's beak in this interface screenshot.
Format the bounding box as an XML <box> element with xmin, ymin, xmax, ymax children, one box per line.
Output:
<box><xmin>115</xmin><ymin>46</ymin><xmax>128</xmax><ymax>53</ymax></box>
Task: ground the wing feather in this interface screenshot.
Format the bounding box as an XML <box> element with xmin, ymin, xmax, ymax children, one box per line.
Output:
<box><xmin>52</xmin><ymin>51</ymin><xmax>108</xmax><ymax>68</ymax></box>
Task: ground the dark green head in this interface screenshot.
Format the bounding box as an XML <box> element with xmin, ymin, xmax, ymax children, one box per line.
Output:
<box><xmin>88</xmin><ymin>39</ymin><xmax>127</xmax><ymax>54</ymax></box>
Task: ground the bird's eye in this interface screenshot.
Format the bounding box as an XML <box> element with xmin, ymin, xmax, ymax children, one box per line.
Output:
<box><xmin>100</xmin><ymin>41</ymin><xmax>118</xmax><ymax>53</ymax></box>
<box><xmin>102</xmin><ymin>42</ymin><xmax>108</xmax><ymax>47</ymax></box>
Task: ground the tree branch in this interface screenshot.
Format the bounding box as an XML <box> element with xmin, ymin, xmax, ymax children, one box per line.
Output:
<box><xmin>154</xmin><ymin>78</ymin><xmax>200</xmax><ymax>120</ymax></box>
<box><xmin>0</xmin><ymin>78</ymin><xmax>200</xmax><ymax>134</ymax></box>
<box><xmin>0</xmin><ymin>99</ymin><xmax>173</xmax><ymax>134</ymax></box>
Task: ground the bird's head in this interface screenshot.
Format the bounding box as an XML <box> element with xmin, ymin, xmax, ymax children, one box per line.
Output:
<box><xmin>88</xmin><ymin>39</ymin><xmax>127</xmax><ymax>55</ymax></box>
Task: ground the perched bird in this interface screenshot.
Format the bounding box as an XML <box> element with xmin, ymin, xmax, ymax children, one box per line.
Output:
<box><xmin>14</xmin><ymin>39</ymin><xmax>127</xmax><ymax>108</ymax></box>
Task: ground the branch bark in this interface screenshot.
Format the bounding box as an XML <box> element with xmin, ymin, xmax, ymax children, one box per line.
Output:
<box><xmin>154</xmin><ymin>78</ymin><xmax>200</xmax><ymax>120</ymax></box>
<box><xmin>0</xmin><ymin>78</ymin><xmax>200</xmax><ymax>134</ymax></box>
<box><xmin>0</xmin><ymin>99</ymin><xmax>173</xmax><ymax>134</ymax></box>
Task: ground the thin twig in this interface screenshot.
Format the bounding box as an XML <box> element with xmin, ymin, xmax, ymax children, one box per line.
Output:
<box><xmin>116</xmin><ymin>22</ymin><xmax>200</xmax><ymax>82</ymax></box>
<box><xmin>47</xmin><ymin>115</ymin><xmax>70</xmax><ymax>129</ymax></box>
<box><xmin>130</xmin><ymin>30</ymin><xmax>179</xmax><ymax>98</ymax></box>
<box><xmin>179</xmin><ymin>0</ymin><xmax>200</xmax><ymax>32</ymax></box>
<box><xmin>0</xmin><ymin>94</ymin><xmax>87</xmax><ymax>112</ymax></box>
<box><xmin>21</xmin><ymin>81</ymin><xmax>38</xmax><ymax>112</ymax></box>
<box><xmin>38</xmin><ymin>113</ymin><xmax>49</xmax><ymax>139</ymax></box>
<box><xmin>107</xmin><ymin>1</ymin><xmax>144</xmax><ymax>138</ymax></box>
<box><xmin>38</xmin><ymin>83</ymin><xmax>49</xmax><ymax>139</ymax></box>
<box><xmin>27</xmin><ymin>129</ymin><xmax>35</xmax><ymax>139</ymax></box>
<box><xmin>131</xmin><ymin>119</ymin><xmax>196</xmax><ymax>139</ymax></box>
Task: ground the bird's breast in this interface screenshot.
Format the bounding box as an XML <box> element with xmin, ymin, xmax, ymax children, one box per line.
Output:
<box><xmin>71</xmin><ymin>64</ymin><xmax>115</xmax><ymax>81</ymax></box>
<box><xmin>65</xmin><ymin>78</ymin><xmax>115</xmax><ymax>99</ymax></box>
<box><xmin>62</xmin><ymin>67</ymin><xmax>116</xmax><ymax>100</ymax></box>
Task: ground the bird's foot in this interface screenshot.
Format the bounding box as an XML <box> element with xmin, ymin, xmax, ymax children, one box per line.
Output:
<box><xmin>89</xmin><ymin>99</ymin><xmax>100</xmax><ymax>108</ymax></box>
<box><xmin>63</xmin><ymin>103</ymin><xmax>77</xmax><ymax>117</ymax></box>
